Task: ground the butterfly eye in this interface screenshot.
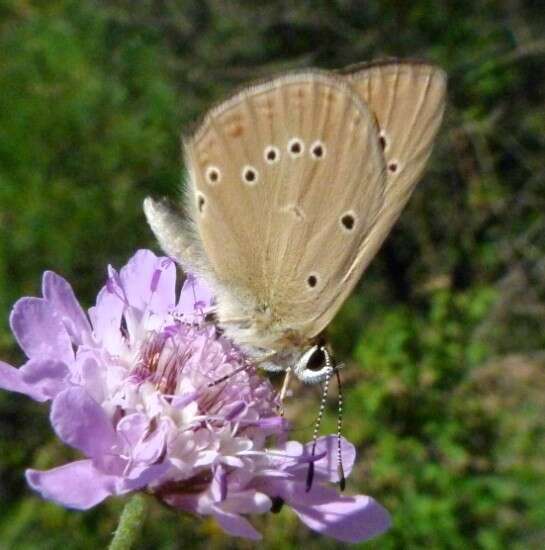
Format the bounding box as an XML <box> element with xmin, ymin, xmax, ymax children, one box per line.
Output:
<box><xmin>306</xmin><ymin>273</ymin><xmax>319</xmax><ymax>289</ymax></box>
<box><xmin>242</xmin><ymin>165</ymin><xmax>259</xmax><ymax>185</ymax></box>
<box><xmin>340</xmin><ymin>212</ymin><xmax>356</xmax><ymax>232</ymax></box>
<box><xmin>205</xmin><ymin>166</ymin><xmax>221</xmax><ymax>185</ymax></box>
<box><xmin>264</xmin><ymin>145</ymin><xmax>280</xmax><ymax>164</ymax></box>
<box><xmin>305</xmin><ymin>346</ymin><xmax>326</xmax><ymax>371</ymax></box>
<box><xmin>293</xmin><ymin>345</ymin><xmax>333</xmax><ymax>384</ymax></box>
<box><xmin>287</xmin><ymin>138</ymin><xmax>304</xmax><ymax>158</ymax></box>
<box><xmin>310</xmin><ymin>140</ymin><xmax>326</xmax><ymax>159</ymax></box>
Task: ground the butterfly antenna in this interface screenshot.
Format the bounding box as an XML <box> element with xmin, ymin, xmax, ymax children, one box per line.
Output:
<box><xmin>335</xmin><ymin>367</ymin><xmax>346</xmax><ymax>491</ymax></box>
<box><xmin>306</xmin><ymin>350</ymin><xmax>333</xmax><ymax>492</ymax></box>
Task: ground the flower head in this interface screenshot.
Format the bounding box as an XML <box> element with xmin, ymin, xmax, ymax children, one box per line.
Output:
<box><xmin>0</xmin><ymin>250</ymin><xmax>390</xmax><ymax>542</ymax></box>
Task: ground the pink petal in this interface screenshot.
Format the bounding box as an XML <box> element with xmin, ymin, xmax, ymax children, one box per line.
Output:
<box><xmin>305</xmin><ymin>436</ymin><xmax>356</xmax><ymax>482</ymax></box>
<box><xmin>20</xmin><ymin>358</ymin><xmax>70</xmax><ymax>400</ymax></box>
<box><xmin>220</xmin><ymin>490</ymin><xmax>271</xmax><ymax>514</ymax></box>
<box><xmin>116</xmin><ymin>413</ymin><xmax>149</xmax><ymax>447</ymax></box>
<box><xmin>211</xmin><ymin>507</ymin><xmax>262</xmax><ymax>540</ymax></box>
<box><xmin>119</xmin><ymin>250</ymin><xmax>176</xmax><ymax>314</ymax></box>
<box><xmin>26</xmin><ymin>460</ymin><xmax>119</xmax><ymax>509</ymax></box>
<box><xmin>117</xmin><ymin>414</ymin><xmax>169</xmax><ymax>465</ymax></box>
<box><xmin>42</xmin><ymin>271</ymin><xmax>92</xmax><ymax>346</ymax></box>
<box><xmin>10</xmin><ymin>298</ymin><xmax>74</xmax><ymax>364</ymax></box>
<box><xmin>51</xmin><ymin>387</ymin><xmax>118</xmax><ymax>457</ymax></box>
<box><xmin>221</xmin><ymin>456</ymin><xmax>245</xmax><ymax>468</ymax></box>
<box><xmin>210</xmin><ymin>464</ymin><xmax>227</xmax><ymax>502</ymax></box>
<box><xmin>171</xmin><ymin>391</ymin><xmax>198</xmax><ymax>409</ymax></box>
<box><xmin>177</xmin><ymin>273</ymin><xmax>214</xmax><ymax>315</ymax></box>
<box><xmin>88</xmin><ymin>286</ymin><xmax>124</xmax><ymax>351</ymax></box>
<box><xmin>149</xmin><ymin>258</ymin><xmax>177</xmax><ymax>314</ymax></box>
<box><xmin>77</xmin><ymin>350</ymin><xmax>107</xmax><ymax>403</ymax></box>
<box><xmin>0</xmin><ymin>360</ymin><xmax>45</xmax><ymax>401</ymax></box>
<box><xmin>274</xmin><ymin>481</ymin><xmax>390</xmax><ymax>543</ymax></box>
<box><xmin>120</xmin><ymin>462</ymin><xmax>170</xmax><ymax>490</ymax></box>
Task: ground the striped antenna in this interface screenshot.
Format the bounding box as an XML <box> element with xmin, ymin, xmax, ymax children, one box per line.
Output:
<box><xmin>305</xmin><ymin>348</ymin><xmax>333</xmax><ymax>492</ymax></box>
<box><xmin>335</xmin><ymin>368</ymin><xmax>346</xmax><ymax>491</ymax></box>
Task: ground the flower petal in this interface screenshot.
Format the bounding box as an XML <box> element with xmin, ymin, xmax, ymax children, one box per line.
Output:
<box><xmin>121</xmin><ymin>462</ymin><xmax>170</xmax><ymax>491</ymax></box>
<box><xmin>177</xmin><ymin>273</ymin><xmax>214</xmax><ymax>315</ymax></box>
<box><xmin>268</xmin><ymin>480</ymin><xmax>390</xmax><ymax>543</ymax></box>
<box><xmin>26</xmin><ymin>460</ymin><xmax>119</xmax><ymax>509</ymax></box>
<box><xmin>42</xmin><ymin>271</ymin><xmax>92</xmax><ymax>346</ymax></box>
<box><xmin>88</xmin><ymin>286</ymin><xmax>124</xmax><ymax>351</ymax></box>
<box><xmin>117</xmin><ymin>414</ymin><xmax>170</xmax><ymax>466</ymax></box>
<box><xmin>116</xmin><ymin>413</ymin><xmax>149</xmax><ymax>448</ymax></box>
<box><xmin>149</xmin><ymin>258</ymin><xmax>177</xmax><ymax>314</ymax></box>
<box><xmin>119</xmin><ymin>250</ymin><xmax>176</xmax><ymax>314</ymax></box>
<box><xmin>51</xmin><ymin>387</ymin><xmax>118</xmax><ymax>457</ymax></box>
<box><xmin>220</xmin><ymin>490</ymin><xmax>271</xmax><ymax>514</ymax></box>
<box><xmin>305</xmin><ymin>436</ymin><xmax>356</xmax><ymax>482</ymax></box>
<box><xmin>20</xmin><ymin>358</ymin><xmax>70</xmax><ymax>400</ymax></box>
<box><xmin>0</xmin><ymin>360</ymin><xmax>46</xmax><ymax>401</ymax></box>
<box><xmin>77</xmin><ymin>350</ymin><xmax>107</xmax><ymax>404</ymax></box>
<box><xmin>211</xmin><ymin>507</ymin><xmax>262</xmax><ymax>540</ymax></box>
<box><xmin>10</xmin><ymin>298</ymin><xmax>74</xmax><ymax>364</ymax></box>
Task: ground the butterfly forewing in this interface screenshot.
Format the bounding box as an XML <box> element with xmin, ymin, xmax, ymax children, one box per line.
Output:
<box><xmin>184</xmin><ymin>72</ymin><xmax>387</xmax><ymax>348</ymax></box>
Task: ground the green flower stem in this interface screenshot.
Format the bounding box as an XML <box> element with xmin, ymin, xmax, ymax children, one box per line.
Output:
<box><xmin>109</xmin><ymin>493</ymin><xmax>148</xmax><ymax>550</ymax></box>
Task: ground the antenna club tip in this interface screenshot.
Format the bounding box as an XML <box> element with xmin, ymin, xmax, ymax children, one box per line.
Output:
<box><xmin>338</xmin><ymin>462</ymin><xmax>346</xmax><ymax>491</ymax></box>
<box><xmin>305</xmin><ymin>461</ymin><xmax>315</xmax><ymax>492</ymax></box>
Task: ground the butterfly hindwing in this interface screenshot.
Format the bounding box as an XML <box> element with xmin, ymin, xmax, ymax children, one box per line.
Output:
<box><xmin>337</xmin><ymin>60</ymin><xmax>447</xmax><ymax>283</ymax></box>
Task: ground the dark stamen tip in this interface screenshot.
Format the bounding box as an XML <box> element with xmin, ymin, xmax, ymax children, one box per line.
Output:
<box><xmin>305</xmin><ymin>461</ymin><xmax>315</xmax><ymax>492</ymax></box>
<box><xmin>339</xmin><ymin>473</ymin><xmax>346</xmax><ymax>492</ymax></box>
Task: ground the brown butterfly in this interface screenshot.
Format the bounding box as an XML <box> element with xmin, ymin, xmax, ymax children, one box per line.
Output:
<box><xmin>144</xmin><ymin>59</ymin><xmax>447</xmax><ymax>386</ymax></box>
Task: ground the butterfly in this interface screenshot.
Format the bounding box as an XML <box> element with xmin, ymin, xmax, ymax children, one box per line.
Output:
<box><xmin>144</xmin><ymin>59</ymin><xmax>447</xmax><ymax>387</ymax></box>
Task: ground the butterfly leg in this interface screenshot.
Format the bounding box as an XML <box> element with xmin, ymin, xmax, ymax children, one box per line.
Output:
<box><xmin>278</xmin><ymin>368</ymin><xmax>292</xmax><ymax>415</ymax></box>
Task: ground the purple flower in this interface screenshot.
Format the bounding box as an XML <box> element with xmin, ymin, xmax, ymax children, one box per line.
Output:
<box><xmin>0</xmin><ymin>249</ymin><xmax>390</xmax><ymax>542</ymax></box>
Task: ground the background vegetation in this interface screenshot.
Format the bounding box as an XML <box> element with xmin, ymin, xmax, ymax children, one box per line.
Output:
<box><xmin>1</xmin><ymin>1</ymin><xmax>544</xmax><ymax>548</ymax></box>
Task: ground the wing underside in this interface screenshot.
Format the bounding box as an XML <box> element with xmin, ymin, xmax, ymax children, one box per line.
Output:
<box><xmin>145</xmin><ymin>61</ymin><xmax>446</xmax><ymax>349</ymax></box>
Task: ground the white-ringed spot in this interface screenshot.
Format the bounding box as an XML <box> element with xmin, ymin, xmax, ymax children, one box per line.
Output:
<box><xmin>264</xmin><ymin>145</ymin><xmax>280</xmax><ymax>164</ymax></box>
<box><xmin>205</xmin><ymin>165</ymin><xmax>221</xmax><ymax>185</ymax></box>
<box><xmin>388</xmin><ymin>160</ymin><xmax>399</xmax><ymax>174</ymax></box>
<box><xmin>310</xmin><ymin>140</ymin><xmax>326</xmax><ymax>159</ymax></box>
<box><xmin>287</xmin><ymin>137</ymin><xmax>304</xmax><ymax>158</ymax></box>
<box><xmin>241</xmin><ymin>165</ymin><xmax>259</xmax><ymax>185</ymax></box>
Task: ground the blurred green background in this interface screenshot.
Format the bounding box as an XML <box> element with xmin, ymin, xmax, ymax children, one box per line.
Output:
<box><xmin>1</xmin><ymin>1</ymin><xmax>544</xmax><ymax>548</ymax></box>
